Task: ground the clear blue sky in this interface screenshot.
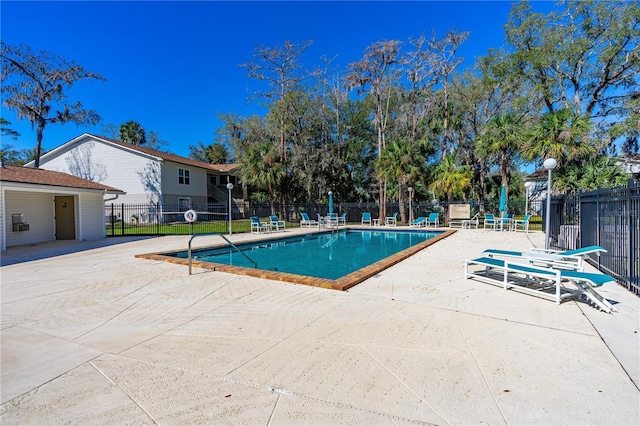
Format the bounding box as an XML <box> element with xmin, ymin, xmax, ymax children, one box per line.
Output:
<box><xmin>1</xmin><ymin>1</ymin><xmax>550</xmax><ymax>159</ymax></box>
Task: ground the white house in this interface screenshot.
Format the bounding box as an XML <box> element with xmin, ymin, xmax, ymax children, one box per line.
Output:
<box><xmin>0</xmin><ymin>164</ymin><xmax>124</xmax><ymax>252</ymax></box>
<box><xmin>29</xmin><ymin>133</ymin><xmax>244</xmax><ymax>211</ymax></box>
<box><xmin>615</xmin><ymin>155</ymin><xmax>640</xmax><ymax>179</ymax></box>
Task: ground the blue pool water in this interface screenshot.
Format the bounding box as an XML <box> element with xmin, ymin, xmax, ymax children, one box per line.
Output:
<box><xmin>172</xmin><ymin>229</ymin><xmax>442</xmax><ymax>280</ymax></box>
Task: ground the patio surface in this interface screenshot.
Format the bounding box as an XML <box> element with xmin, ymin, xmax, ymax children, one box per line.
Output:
<box><xmin>1</xmin><ymin>227</ymin><xmax>639</xmax><ymax>425</ymax></box>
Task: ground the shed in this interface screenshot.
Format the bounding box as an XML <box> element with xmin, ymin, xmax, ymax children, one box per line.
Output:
<box><xmin>0</xmin><ymin>164</ymin><xmax>124</xmax><ymax>252</ymax></box>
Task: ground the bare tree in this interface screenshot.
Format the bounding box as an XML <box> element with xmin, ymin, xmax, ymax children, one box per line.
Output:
<box><xmin>241</xmin><ymin>40</ymin><xmax>313</xmax><ymax>163</ymax></box>
<box><xmin>346</xmin><ymin>40</ymin><xmax>402</xmax><ymax>219</ymax></box>
<box><xmin>0</xmin><ymin>42</ymin><xmax>105</xmax><ymax>167</ymax></box>
<box><xmin>428</xmin><ymin>30</ymin><xmax>469</xmax><ymax>159</ymax></box>
<box><xmin>401</xmin><ymin>35</ymin><xmax>439</xmax><ymax>143</ymax></box>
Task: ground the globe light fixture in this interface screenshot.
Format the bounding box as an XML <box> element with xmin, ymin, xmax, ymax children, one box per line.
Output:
<box><xmin>226</xmin><ymin>182</ymin><xmax>234</xmax><ymax>235</ymax></box>
<box><xmin>543</xmin><ymin>158</ymin><xmax>557</xmax><ymax>249</ymax></box>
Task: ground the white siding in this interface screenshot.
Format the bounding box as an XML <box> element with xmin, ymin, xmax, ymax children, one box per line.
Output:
<box><xmin>161</xmin><ymin>161</ymin><xmax>208</xmax><ymax>207</ymax></box>
<box><xmin>4</xmin><ymin>191</ymin><xmax>54</xmax><ymax>248</ymax></box>
<box><xmin>78</xmin><ymin>192</ymin><xmax>106</xmax><ymax>240</ymax></box>
<box><xmin>0</xmin><ymin>187</ymin><xmax>5</xmax><ymax>252</ymax></box>
<box><xmin>39</xmin><ymin>136</ymin><xmax>162</xmax><ymax>204</ymax></box>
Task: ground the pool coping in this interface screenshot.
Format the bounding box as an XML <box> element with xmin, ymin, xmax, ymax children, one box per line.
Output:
<box><xmin>135</xmin><ymin>228</ymin><xmax>455</xmax><ymax>291</ymax></box>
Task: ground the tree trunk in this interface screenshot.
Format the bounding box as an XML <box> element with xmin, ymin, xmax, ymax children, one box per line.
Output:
<box><xmin>35</xmin><ymin>119</ymin><xmax>45</xmax><ymax>168</ymax></box>
<box><xmin>268</xmin><ymin>184</ymin><xmax>275</xmax><ymax>216</ymax></box>
<box><xmin>398</xmin><ymin>181</ymin><xmax>406</xmax><ymax>224</ymax></box>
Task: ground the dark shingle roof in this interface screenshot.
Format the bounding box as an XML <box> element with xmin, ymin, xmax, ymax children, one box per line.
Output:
<box><xmin>0</xmin><ymin>165</ymin><xmax>124</xmax><ymax>193</ymax></box>
<box><xmin>525</xmin><ymin>168</ymin><xmax>548</xmax><ymax>181</ymax></box>
<box><xmin>87</xmin><ymin>134</ymin><xmax>241</xmax><ymax>172</ymax></box>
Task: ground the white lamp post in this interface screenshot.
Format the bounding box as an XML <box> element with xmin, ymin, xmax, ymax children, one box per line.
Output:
<box><xmin>226</xmin><ymin>182</ymin><xmax>234</xmax><ymax>235</ymax></box>
<box><xmin>408</xmin><ymin>186</ymin><xmax>413</xmax><ymax>224</ymax></box>
<box><xmin>524</xmin><ymin>181</ymin><xmax>532</xmax><ymax>215</ymax></box>
<box><xmin>543</xmin><ymin>158</ymin><xmax>557</xmax><ymax>249</ymax></box>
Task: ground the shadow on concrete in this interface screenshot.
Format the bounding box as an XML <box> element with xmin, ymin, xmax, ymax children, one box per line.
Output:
<box><xmin>1</xmin><ymin>236</ymin><xmax>157</xmax><ymax>266</ymax></box>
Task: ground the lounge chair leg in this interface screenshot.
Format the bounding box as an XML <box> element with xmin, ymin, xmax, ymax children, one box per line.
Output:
<box><xmin>575</xmin><ymin>282</ymin><xmax>617</xmax><ymax>313</ymax></box>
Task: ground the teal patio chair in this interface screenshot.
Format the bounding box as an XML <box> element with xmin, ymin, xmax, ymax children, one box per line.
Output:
<box><xmin>385</xmin><ymin>212</ymin><xmax>398</xmax><ymax>226</ymax></box>
<box><xmin>250</xmin><ymin>216</ymin><xmax>269</xmax><ymax>234</ymax></box>
<box><xmin>361</xmin><ymin>212</ymin><xmax>372</xmax><ymax>226</ymax></box>
<box><xmin>427</xmin><ymin>212</ymin><xmax>439</xmax><ymax>228</ymax></box>
<box><xmin>269</xmin><ymin>215</ymin><xmax>285</xmax><ymax>232</ymax></box>
<box><xmin>513</xmin><ymin>214</ymin><xmax>531</xmax><ymax>232</ymax></box>
<box><xmin>498</xmin><ymin>213</ymin><xmax>513</xmax><ymax>231</ymax></box>
<box><xmin>300</xmin><ymin>212</ymin><xmax>318</xmax><ymax>227</ymax></box>
<box><xmin>483</xmin><ymin>213</ymin><xmax>498</xmax><ymax>230</ymax></box>
<box><xmin>338</xmin><ymin>212</ymin><xmax>347</xmax><ymax>225</ymax></box>
<box><xmin>327</xmin><ymin>212</ymin><xmax>339</xmax><ymax>227</ymax></box>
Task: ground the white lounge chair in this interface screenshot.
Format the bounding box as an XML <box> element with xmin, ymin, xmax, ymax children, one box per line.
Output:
<box><xmin>300</xmin><ymin>212</ymin><xmax>318</xmax><ymax>227</ymax></box>
<box><xmin>450</xmin><ymin>213</ymin><xmax>480</xmax><ymax>229</ymax></box>
<box><xmin>463</xmin><ymin>256</ymin><xmax>617</xmax><ymax>313</ymax></box>
<box><xmin>483</xmin><ymin>245</ymin><xmax>606</xmax><ymax>271</ymax></box>
<box><xmin>410</xmin><ymin>217</ymin><xmax>427</xmax><ymax>227</ymax></box>
<box><xmin>462</xmin><ymin>213</ymin><xmax>480</xmax><ymax>229</ymax></box>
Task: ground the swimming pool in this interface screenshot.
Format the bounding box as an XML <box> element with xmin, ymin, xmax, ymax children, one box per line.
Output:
<box><xmin>137</xmin><ymin>228</ymin><xmax>454</xmax><ymax>290</ymax></box>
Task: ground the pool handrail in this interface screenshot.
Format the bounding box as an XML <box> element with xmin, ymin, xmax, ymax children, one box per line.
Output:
<box><xmin>188</xmin><ymin>233</ymin><xmax>257</xmax><ymax>275</ymax></box>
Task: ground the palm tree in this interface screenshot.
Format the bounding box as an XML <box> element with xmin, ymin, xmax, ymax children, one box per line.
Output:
<box><xmin>189</xmin><ymin>142</ymin><xmax>231</xmax><ymax>164</ymax></box>
<box><xmin>242</xmin><ymin>142</ymin><xmax>285</xmax><ymax>215</ymax></box>
<box><xmin>556</xmin><ymin>156</ymin><xmax>628</xmax><ymax>192</ymax></box>
<box><xmin>377</xmin><ymin>140</ymin><xmax>425</xmax><ymax>223</ymax></box>
<box><xmin>522</xmin><ymin>109</ymin><xmax>594</xmax><ymax>166</ymax></box>
<box><xmin>118</xmin><ymin>121</ymin><xmax>146</xmax><ymax>146</ymax></box>
<box><xmin>476</xmin><ymin>112</ymin><xmax>523</xmax><ymax>198</ymax></box>
<box><xmin>429</xmin><ymin>154</ymin><xmax>472</xmax><ymax>203</ymax></box>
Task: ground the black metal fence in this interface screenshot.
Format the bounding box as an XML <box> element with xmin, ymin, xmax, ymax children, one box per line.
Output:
<box><xmin>105</xmin><ymin>202</ymin><xmax>230</xmax><ymax>235</ymax></box>
<box><xmin>106</xmin><ymin>198</ymin><xmax>545</xmax><ymax>237</ymax></box>
<box><xmin>549</xmin><ymin>179</ymin><xmax>639</xmax><ymax>295</ymax></box>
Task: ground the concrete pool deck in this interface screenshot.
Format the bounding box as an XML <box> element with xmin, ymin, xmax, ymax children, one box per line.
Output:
<box><xmin>1</xmin><ymin>227</ymin><xmax>639</xmax><ymax>424</ymax></box>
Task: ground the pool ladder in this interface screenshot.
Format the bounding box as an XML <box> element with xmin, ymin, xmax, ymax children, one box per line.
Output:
<box><xmin>188</xmin><ymin>233</ymin><xmax>257</xmax><ymax>275</ymax></box>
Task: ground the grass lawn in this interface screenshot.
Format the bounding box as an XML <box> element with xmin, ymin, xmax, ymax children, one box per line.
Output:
<box><xmin>106</xmin><ymin>219</ymin><xmax>302</xmax><ymax>236</ymax></box>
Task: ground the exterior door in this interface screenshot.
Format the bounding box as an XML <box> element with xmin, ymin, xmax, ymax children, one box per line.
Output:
<box><xmin>54</xmin><ymin>196</ymin><xmax>76</xmax><ymax>240</ymax></box>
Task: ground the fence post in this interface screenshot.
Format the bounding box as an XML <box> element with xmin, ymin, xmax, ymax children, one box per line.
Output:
<box><xmin>110</xmin><ymin>203</ymin><xmax>115</xmax><ymax>236</ymax></box>
<box><xmin>121</xmin><ymin>203</ymin><xmax>125</xmax><ymax>236</ymax></box>
<box><xmin>596</xmin><ymin>189</ymin><xmax>600</xmax><ymax>269</ymax></box>
<box><xmin>628</xmin><ymin>179</ymin><xmax>634</xmax><ymax>286</ymax></box>
<box><xmin>578</xmin><ymin>190</ymin><xmax>582</xmax><ymax>249</ymax></box>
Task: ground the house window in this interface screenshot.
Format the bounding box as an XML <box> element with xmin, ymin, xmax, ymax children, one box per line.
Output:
<box><xmin>178</xmin><ymin>168</ymin><xmax>190</xmax><ymax>185</ymax></box>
